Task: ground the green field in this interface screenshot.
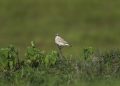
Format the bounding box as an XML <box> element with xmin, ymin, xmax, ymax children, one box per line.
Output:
<box><xmin>0</xmin><ymin>0</ymin><xmax>120</xmax><ymax>56</ymax></box>
<box><xmin>0</xmin><ymin>0</ymin><xmax>120</xmax><ymax>86</ymax></box>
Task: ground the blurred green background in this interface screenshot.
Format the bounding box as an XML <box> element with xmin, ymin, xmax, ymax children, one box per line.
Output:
<box><xmin>0</xmin><ymin>0</ymin><xmax>120</xmax><ymax>56</ymax></box>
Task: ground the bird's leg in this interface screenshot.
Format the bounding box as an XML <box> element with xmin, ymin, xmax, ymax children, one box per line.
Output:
<box><xmin>59</xmin><ymin>46</ymin><xmax>63</xmax><ymax>59</ymax></box>
<box><xmin>56</xmin><ymin>45</ymin><xmax>63</xmax><ymax>59</ymax></box>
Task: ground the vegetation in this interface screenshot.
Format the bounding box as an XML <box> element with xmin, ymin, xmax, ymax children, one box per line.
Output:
<box><xmin>0</xmin><ymin>42</ymin><xmax>120</xmax><ymax>86</ymax></box>
<box><xmin>0</xmin><ymin>0</ymin><xmax>120</xmax><ymax>86</ymax></box>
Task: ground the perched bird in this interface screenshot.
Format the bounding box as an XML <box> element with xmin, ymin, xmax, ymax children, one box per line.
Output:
<box><xmin>55</xmin><ymin>34</ymin><xmax>71</xmax><ymax>58</ymax></box>
<box><xmin>55</xmin><ymin>34</ymin><xmax>71</xmax><ymax>47</ymax></box>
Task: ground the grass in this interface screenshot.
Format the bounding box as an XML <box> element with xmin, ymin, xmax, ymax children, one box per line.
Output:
<box><xmin>0</xmin><ymin>42</ymin><xmax>120</xmax><ymax>86</ymax></box>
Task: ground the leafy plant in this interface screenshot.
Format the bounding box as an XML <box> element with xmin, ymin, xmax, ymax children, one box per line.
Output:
<box><xmin>82</xmin><ymin>47</ymin><xmax>95</xmax><ymax>61</ymax></box>
<box><xmin>25</xmin><ymin>41</ymin><xmax>44</xmax><ymax>67</ymax></box>
<box><xmin>1</xmin><ymin>44</ymin><xmax>120</xmax><ymax>86</ymax></box>
<box><xmin>0</xmin><ymin>45</ymin><xmax>19</xmax><ymax>71</ymax></box>
<box><xmin>44</xmin><ymin>51</ymin><xmax>58</xmax><ymax>67</ymax></box>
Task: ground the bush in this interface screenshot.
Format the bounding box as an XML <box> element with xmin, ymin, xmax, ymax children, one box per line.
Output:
<box><xmin>1</xmin><ymin>42</ymin><xmax>120</xmax><ymax>85</ymax></box>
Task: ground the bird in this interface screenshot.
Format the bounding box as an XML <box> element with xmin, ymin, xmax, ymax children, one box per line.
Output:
<box><xmin>55</xmin><ymin>34</ymin><xmax>71</xmax><ymax>59</ymax></box>
<box><xmin>55</xmin><ymin>34</ymin><xmax>71</xmax><ymax>48</ymax></box>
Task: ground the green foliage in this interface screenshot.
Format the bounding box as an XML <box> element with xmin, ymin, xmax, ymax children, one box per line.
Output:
<box><xmin>25</xmin><ymin>41</ymin><xmax>44</xmax><ymax>67</ymax></box>
<box><xmin>25</xmin><ymin>41</ymin><xmax>58</xmax><ymax>68</ymax></box>
<box><xmin>7</xmin><ymin>45</ymin><xmax>19</xmax><ymax>70</ymax></box>
<box><xmin>82</xmin><ymin>47</ymin><xmax>95</xmax><ymax>60</ymax></box>
<box><xmin>0</xmin><ymin>48</ymin><xmax>9</xmax><ymax>70</ymax></box>
<box><xmin>0</xmin><ymin>45</ymin><xmax>19</xmax><ymax>71</ymax></box>
<box><xmin>44</xmin><ymin>51</ymin><xmax>58</xmax><ymax>67</ymax></box>
<box><xmin>1</xmin><ymin>44</ymin><xmax>120</xmax><ymax>86</ymax></box>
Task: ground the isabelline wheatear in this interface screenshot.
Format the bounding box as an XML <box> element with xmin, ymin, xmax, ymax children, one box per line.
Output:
<box><xmin>55</xmin><ymin>34</ymin><xmax>71</xmax><ymax>48</ymax></box>
<box><xmin>55</xmin><ymin>34</ymin><xmax>71</xmax><ymax>58</ymax></box>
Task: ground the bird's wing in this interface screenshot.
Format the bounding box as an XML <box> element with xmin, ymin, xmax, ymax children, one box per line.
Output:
<box><xmin>58</xmin><ymin>36</ymin><xmax>68</xmax><ymax>44</ymax></box>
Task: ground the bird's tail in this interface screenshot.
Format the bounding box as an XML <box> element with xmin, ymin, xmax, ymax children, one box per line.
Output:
<box><xmin>65</xmin><ymin>44</ymin><xmax>72</xmax><ymax>47</ymax></box>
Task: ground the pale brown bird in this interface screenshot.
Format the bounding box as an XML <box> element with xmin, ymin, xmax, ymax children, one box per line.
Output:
<box><xmin>55</xmin><ymin>34</ymin><xmax>71</xmax><ymax>59</ymax></box>
<box><xmin>55</xmin><ymin>34</ymin><xmax>71</xmax><ymax>47</ymax></box>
